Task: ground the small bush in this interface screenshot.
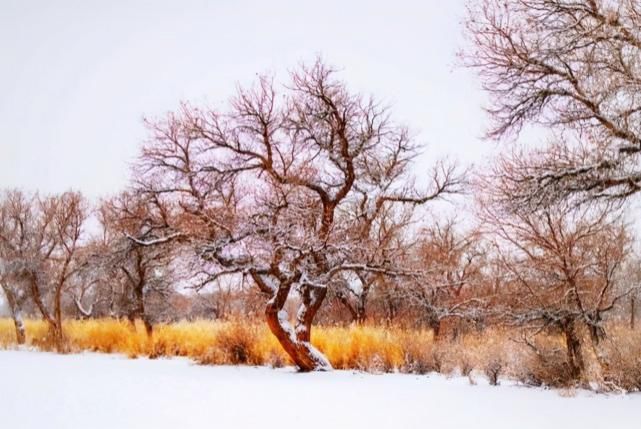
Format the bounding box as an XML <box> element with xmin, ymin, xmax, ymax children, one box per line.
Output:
<box><xmin>198</xmin><ymin>322</ymin><xmax>260</xmax><ymax>365</ymax></box>
<box><xmin>485</xmin><ymin>360</ymin><xmax>502</xmax><ymax>386</ymax></box>
<box><xmin>597</xmin><ymin>326</ymin><xmax>641</xmax><ymax>392</ymax></box>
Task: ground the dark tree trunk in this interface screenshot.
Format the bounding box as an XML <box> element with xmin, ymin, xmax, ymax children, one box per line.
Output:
<box><xmin>562</xmin><ymin>320</ymin><xmax>585</xmax><ymax>381</ymax></box>
<box><xmin>143</xmin><ymin>318</ymin><xmax>153</xmax><ymax>337</ymax></box>
<box><xmin>130</xmin><ymin>284</ymin><xmax>152</xmax><ymax>337</ymax></box>
<box><xmin>355</xmin><ymin>289</ymin><xmax>368</xmax><ymax>325</ymax></box>
<box><xmin>385</xmin><ymin>295</ymin><xmax>397</xmax><ymax>324</ymax></box>
<box><xmin>28</xmin><ymin>274</ymin><xmax>65</xmax><ymax>351</ymax></box>
<box><xmin>336</xmin><ymin>291</ymin><xmax>358</xmax><ymax>323</ymax></box>
<box><xmin>428</xmin><ymin>312</ymin><xmax>442</xmax><ymax>340</ymax></box>
<box><xmin>53</xmin><ymin>283</ymin><xmax>66</xmax><ymax>352</ymax></box>
<box><xmin>587</xmin><ymin>323</ymin><xmax>605</xmax><ymax>345</ymax></box>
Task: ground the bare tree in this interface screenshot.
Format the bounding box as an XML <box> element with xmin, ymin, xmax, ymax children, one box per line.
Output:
<box><xmin>405</xmin><ymin>219</ymin><xmax>485</xmax><ymax>337</ymax></box>
<box><xmin>464</xmin><ymin>0</ymin><xmax>641</xmax><ymax>208</ymax></box>
<box><xmin>37</xmin><ymin>192</ymin><xmax>87</xmax><ymax>349</ymax></box>
<box><xmin>479</xmin><ymin>191</ymin><xmax>633</xmax><ymax>380</ymax></box>
<box><xmin>87</xmin><ymin>192</ymin><xmax>177</xmax><ymax>335</ymax></box>
<box><xmin>0</xmin><ymin>190</ymin><xmax>53</xmax><ymax>345</ymax></box>
<box><xmin>134</xmin><ymin>59</ymin><xmax>464</xmax><ymax>371</ymax></box>
<box><xmin>332</xmin><ymin>202</ymin><xmax>415</xmax><ymax>324</ymax></box>
<box><xmin>0</xmin><ymin>190</ymin><xmax>87</xmax><ymax>349</ymax></box>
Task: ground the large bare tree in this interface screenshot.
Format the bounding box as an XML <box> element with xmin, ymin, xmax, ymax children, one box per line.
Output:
<box><xmin>479</xmin><ymin>188</ymin><xmax>633</xmax><ymax>380</ymax></box>
<box><xmin>465</xmin><ymin>0</ymin><xmax>641</xmax><ymax>208</ymax></box>
<box><xmin>134</xmin><ymin>59</ymin><xmax>464</xmax><ymax>371</ymax></box>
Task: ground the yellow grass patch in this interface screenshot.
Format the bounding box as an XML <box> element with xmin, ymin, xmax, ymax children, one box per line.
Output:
<box><xmin>1</xmin><ymin>318</ymin><xmax>639</xmax><ymax>390</ymax></box>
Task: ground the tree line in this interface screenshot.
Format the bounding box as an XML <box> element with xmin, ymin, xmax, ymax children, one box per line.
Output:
<box><xmin>1</xmin><ymin>0</ymin><xmax>641</xmax><ymax>377</ymax></box>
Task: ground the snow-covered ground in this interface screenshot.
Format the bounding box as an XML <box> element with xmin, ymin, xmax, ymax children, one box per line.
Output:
<box><xmin>1</xmin><ymin>350</ymin><xmax>639</xmax><ymax>429</ymax></box>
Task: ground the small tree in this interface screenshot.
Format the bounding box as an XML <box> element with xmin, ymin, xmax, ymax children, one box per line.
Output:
<box><xmin>134</xmin><ymin>59</ymin><xmax>464</xmax><ymax>370</ymax></box>
<box><xmin>405</xmin><ymin>219</ymin><xmax>485</xmax><ymax>337</ymax></box>
<box><xmin>0</xmin><ymin>190</ymin><xmax>87</xmax><ymax>350</ymax></box>
<box><xmin>0</xmin><ymin>191</ymin><xmax>38</xmax><ymax>343</ymax></box>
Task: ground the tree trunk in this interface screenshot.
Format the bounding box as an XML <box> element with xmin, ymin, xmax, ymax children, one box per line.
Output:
<box><xmin>50</xmin><ymin>321</ymin><xmax>65</xmax><ymax>352</ymax></box>
<box><xmin>354</xmin><ymin>275</ymin><xmax>370</xmax><ymax>325</ymax></box>
<box><xmin>143</xmin><ymin>317</ymin><xmax>153</xmax><ymax>337</ymax></box>
<box><xmin>296</xmin><ymin>283</ymin><xmax>326</xmax><ymax>343</ymax></box>
<box><xmin>131</xmin><ymin>284</ymin><xmax>152</xmax><ymax>337</ymax></box>
<box><xmin>355</xmin><ymin>290</ymin><xmax>368</xmax><ymax>325</ymax></box>
<box><xmin>385</xmin><ymin>295</ymin><xmax>397</xmax><ymax>324</ymax></box>
<box><xmin>336</xmin><ymin>291</ymin><xmax>358</xmax><ymax>323</ymax></box>
<box><xmin>28</xmin><ymin>274</ymin><xmax>65</xmax><ymax>351</ymax></box>
<box><xmin>631</xmin><ymin>296</ymin><xmax>636</xmax><ymax>330</ymax></box>
<box><xmin>355</xmin><ymin>304</ymin><xmax>366</xmax><ymax>325</ymax></box>
<box><xmin>562</xmin><ymin>320</ymin><xmax>585</xmax><ymax>381</ymax></box>
<box><xmin>53</xmin><ymin>283</ymin><xmax>66</xmax><ymax>352</ymax></box>
<box><xmin>429</xmin><ymin>313</ymin><xmax>442</xmax><ymax>340</ymax></box>
<box><xmin>12</xmin><ymin>311</ymin><xmax>26</xmax><ymax>345</ymax></box>
<box><xmin>264</xmin><ymin>281</ymin><xmax>331</xmax><ymax>372</ymax></box>
<box><xmin>336</xmin><ymin>282</ymin><xmax>368</xmax><ymax>325</ymax></box>
<box><xmin>1</xmin><ymin>284</ymin><xmax>26</xmax><ymax>344</ymax></box>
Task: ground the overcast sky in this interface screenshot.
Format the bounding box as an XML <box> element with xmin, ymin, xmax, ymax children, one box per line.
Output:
<box><xmin>0</xmin><ymin>0</ymin><xmax>495</xmax><ymax>199</ymax></box>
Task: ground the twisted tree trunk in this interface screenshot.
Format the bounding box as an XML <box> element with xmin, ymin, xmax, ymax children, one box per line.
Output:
<box><xmin>264</xmin><ymin>280</ymin><xmax>331</xmax><ymax>372</ymax></box>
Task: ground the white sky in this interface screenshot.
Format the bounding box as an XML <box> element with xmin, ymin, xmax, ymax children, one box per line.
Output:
<box><xmin>0</xmin><ymin>0</ymin><xmax>494</xmax><ymax>199</ymax></box>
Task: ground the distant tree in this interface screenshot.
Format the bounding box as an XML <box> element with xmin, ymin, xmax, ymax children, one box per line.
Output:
<box><xmin>90</xmin><ymin>192</ymin><xmax>177</xmax><ymax>335</ymax></box>
<box><xmin>133</xmin><ymin>59</ymin><xmax>464</xmax><ymax>371</ymax></box>
<box><xmin>479</xmin><ymin>190</ymin><xmax>634</xmax><ymax>381</ymax></box>
<box><xmin>0</xmin><ymin>190</ymin><xmax>87</xmax><ymax>349</ymax></box>
<box><xmin>405</xmin><ymin>219</ymin><xmax>485</xmax><ymax>337</ymax></box>
<box><xmin>35</xmin><ymin>192</ymin><xmax>87</xmax><ymax>350</ymax></box>
<box><xmin>465</xmin><ymin>0</ymin><xmax>641</xmax><ymax>208</ymax></box>
<box><xmin>0</xmin><ymin>191</ymin><xmax>43</xmax><ymax>344</ymax></box>
<box><xmin>331</xmin><ymin>202</ymin><xmax>415</xmax><ymax>324</ymax></box>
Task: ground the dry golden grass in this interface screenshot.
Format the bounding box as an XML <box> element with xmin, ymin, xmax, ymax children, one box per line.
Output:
<box><xmin>0</xmin><ymin>318</ymin><xmax>533</xmax><ymax>374</ymax></box>
<box><xmin>1</xmin><ymin>317</ymin><xmax>639</xmax><ymax>390</ymax></box>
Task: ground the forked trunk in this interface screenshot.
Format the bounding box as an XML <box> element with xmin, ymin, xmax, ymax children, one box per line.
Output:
<box><xmin>354</xmin><ymin>293</ymin><xmax>368</xmax><ymax>325</ymax></box>
<box><xmin>49</xmin><ymin>321</ymin><xmax>65</xmax><ymax>352</ymax></box>
<box><xmin>264</xmin><ymin>282</ymin><xmax>331</xmax><ymax>372</ymax></box>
